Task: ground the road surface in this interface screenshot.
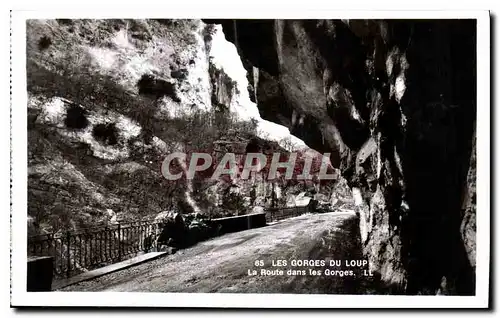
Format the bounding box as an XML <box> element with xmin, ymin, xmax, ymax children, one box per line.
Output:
<box><xmin>61</xmin><ymin>211</ymin><xmax>374</xmax><ymax>294</ymax></box>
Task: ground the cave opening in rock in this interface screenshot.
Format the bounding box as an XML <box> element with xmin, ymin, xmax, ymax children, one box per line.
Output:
<box><xmin>64</xmin><ymin>103</ymin><xmax>89</xmax><ymax>129</ymax></box>
<box><xmin>92</xmin><ymin>123</ymin><xmax>119</xmax><ymax>146</ymax></box>
<box><xmin>137</xmin><ymin>73</ymin><xmax>180</xmax><ymax>102</ymax></box>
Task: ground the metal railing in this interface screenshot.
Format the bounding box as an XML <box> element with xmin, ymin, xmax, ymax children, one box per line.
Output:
<box><xmin>28</xmin><ymin>207</ymin><xmax>313</xmax><ymax>280</ymax></box>
<box><xmin>265</xmin><ymin>205</ymin><xmax>311</xmax><ymax>223</ymax></box>
<box><xmin>27</xmin><ymin>221</ymin><xmax>159</xmax><ymax>279</ymax></box>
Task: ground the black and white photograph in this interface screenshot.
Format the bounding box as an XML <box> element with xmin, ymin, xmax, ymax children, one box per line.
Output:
<box><xmin>9</xmin><ymin>8</ymin><xmax>490</xmax><ymax>309</ymax></box>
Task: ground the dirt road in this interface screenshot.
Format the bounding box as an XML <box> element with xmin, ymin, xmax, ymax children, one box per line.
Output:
<box><xmin>61</xmin><ymin>211</ymin><xmax>372</xmax><ymax>294</ymax></box>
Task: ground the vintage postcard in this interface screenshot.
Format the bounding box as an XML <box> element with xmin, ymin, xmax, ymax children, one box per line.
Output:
<box><xmin>10</xmin><ymin>8</ymin><xmax>490</xmax><ymax>308</ymax></box>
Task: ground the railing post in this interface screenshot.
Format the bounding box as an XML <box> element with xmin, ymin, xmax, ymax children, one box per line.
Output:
<box><xmin>78</xmin><ymin>234</ymin><xmax>82</xmax><ymax>271</ymax></box>
<box><xmin>104</xmin><ymin>227</ymin><xmax>108</xmax><ymax>262</ymax></box>
<box><xmin>66</xmin><ymin>231</ymin><xmax>71</xmax><ymax>278</ymax></box>
<box><xmin>97</xmin><ymin>231</ymin><xmax>103</xmax><ymax>263</ymax></box>
<box><xmin>118</xmin><ymin>224</ymin><xmax>122</xmax><ymax>261</ymax></box>
<box><xmin>155</xmin><ymin>223</ymin><xmax>159</xmax><ymax>251</ymax></box>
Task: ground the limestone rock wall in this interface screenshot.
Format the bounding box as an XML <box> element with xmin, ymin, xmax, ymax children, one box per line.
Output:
<box><xmin>208</xmin><ymin>19</ymin><xmax>477</xmax><ymax>295</ymax></box>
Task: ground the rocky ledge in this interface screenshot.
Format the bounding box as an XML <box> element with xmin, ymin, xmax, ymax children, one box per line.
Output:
<box><xmin>207</xmin><ymin>19</ymin><xmax>477</xmax><ymax>295</ymax></box>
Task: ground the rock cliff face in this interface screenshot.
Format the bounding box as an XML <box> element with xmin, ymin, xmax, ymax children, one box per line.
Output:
<box><xmin>26</xmin><ymin>19</ymin><xmax>257</xmax><ymax>233</ymax></box>
<box><xmin>26</xmin><ymin>19</ymin><xmax>340</xmax><ymax>236</ymax></box>
<box><xmin>207</xmin><ymin>19</ymin><xmax>477</xmax><ymax>295</ymax></box>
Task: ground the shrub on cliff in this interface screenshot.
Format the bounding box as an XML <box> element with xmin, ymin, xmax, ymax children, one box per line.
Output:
<box><xmin>186</xmin><ymin>218</ymin><xmax>212</xmax><ymax>244</ymax></box>
<box><xmin>220</xmin><ymin>187</ymin><xmax>248</xmax><ymax>215</ymax></box>
<box><xmin>92</xmin><ymin>123</ymin><xmax>119</xmax><ymax>146</ymax></box>
<box><xmin>38</xmin><ymin>35</ymin><xmax>52</xmax><ymax>51</ymax></box>
<box><xmin>155</xmin><ymin>212</ymin><xmax>214</xmax><ymax>249</ymax></box>
<box><xmin>155</xmin><ymin>211</ymin><xmax>188</xmax><ymax>248</ymax></box>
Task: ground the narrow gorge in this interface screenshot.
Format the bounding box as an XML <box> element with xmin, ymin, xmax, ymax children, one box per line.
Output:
<box><xmin>26</xmin><ymin>19</ymin><xmax>476</xmax><ymax>296</ymax></box>
<box><xmin>207</xmin><ymin>19</ymin><xmax>477</xmax><ymax>295</ymax></box>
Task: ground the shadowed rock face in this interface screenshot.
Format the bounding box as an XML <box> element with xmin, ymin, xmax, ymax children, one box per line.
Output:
<box><xmin>205</xmin><ymin>19</ymin><xmax>477</xmax><ymax>295</ymax></box>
